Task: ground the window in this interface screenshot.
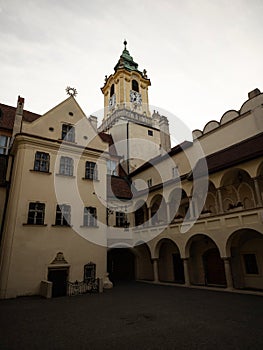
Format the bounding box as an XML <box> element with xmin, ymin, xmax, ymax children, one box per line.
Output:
<box><xmin>83</xmin><ymin>207</ymin><xmax>97</xmax><ymax>227</ymax></box>
<box><xmin>34</xmin><ymin>152</ymin><xmax>50</xmax><ymax>172</ymax></box>
<box><xmin>147</xmin><ymin>179</ymin><xmax>152</xmax><ymax>187</ymax></box>
<box><xmin>107</xmin><ymin>160</ymin><xmax>117</xmax><ymax>175</ymax></box>
<box><xmin>62</xmin><ymin>124</ymin><xmax>75</xmax><ymax>142</ymax></box>
<box><xmin>116</xmin><ymin>211</ymin><xmax>125</xmax><ymax>227</ymax></box>
<box><xmin>85</xmin><ymin>161</ymin><xmax>98</xmax><ymax>180</ymax></box>
<box><xmin>55</xmin><ymin>204</ymin><xmax>71</xmax><ymax>226</ymax></box>
<box><xmin>0</xmin><ymin>135</ymin><xmax>10</xmax><ymax>155</ymax></box>
<box><xmin>148</xmin><ymin>130</ymin><xmax>153</xmax><ymax>136</ymax></box>
<box><xmin>243</xmin><ymin>254</ymin><xmax>259</xmax><ymax>274</ymax></box>
<box><xmin>84</xmin><ymin>263</ymin><xmax>96</xmax><ymax>282</ymax></box>
<box><xmin>59</xmin><ymin>156</ymin><xmax>74</xmax><ymax>176</ymax></box>
<box><xmin>132</xmin><ymin>79</ymin><xmax>139</xmax><ymax>92</ymax></box>
<box><xmin>110</xmin><ymin>84</ymin><xmax>115</xmax><ymax>97</ymax></box>
<box><xmin>27</xmin><ymin>202</ymin><xmax>45</xmax><ymax>225</ymax></box>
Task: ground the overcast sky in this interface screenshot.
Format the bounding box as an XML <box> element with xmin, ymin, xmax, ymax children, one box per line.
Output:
<box><xmin>0</xmin><ymin>0</ymin><xmax>262</xmax><ymax>134</ymax></box>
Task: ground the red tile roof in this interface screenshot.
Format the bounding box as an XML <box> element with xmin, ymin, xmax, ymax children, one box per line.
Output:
<box><xmin>0</xmin><ymin>103</ymin><xmax>41</xmax><ymax>131</ymax></box>
<box><xmin>98</xmin><ymin>132</ymin><xmax>114</xmax><ymax>145</ymax></box>
<box><xmin>107</xmin><ymin>175</ymin><xmax>132</xmax><ymax>199</ymax></box>
<box><xmin>191</xmin><ymin>132</ymin><xmax>263</xmax><ymax>178</ymax></box>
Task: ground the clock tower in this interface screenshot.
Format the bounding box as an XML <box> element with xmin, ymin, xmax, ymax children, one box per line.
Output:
<box><xmin>101</xmin><ymin>40</ymin><xmax>151</xmax><ymax>122</ymax></box>
<box><xmin>99</xmin><ymin>41</ymin><xmax>171</xmax><ymax>173</ymax></box>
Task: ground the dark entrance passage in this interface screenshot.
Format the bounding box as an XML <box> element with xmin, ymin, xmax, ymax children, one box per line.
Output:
<box><xmin>107</xmin><ymin>248</ymin><xmax>135</xmax><ymax>282</ymax></box>
<box><xmin>48</xmin><ymin>268</ymin><xmax>68</xmax><ymax>297</ymax></box>
<box><xmin>173</xmin><ymin>253</ymin><xmax>185</xmax><ymax>284</ymax></box>
<box><xmin>203</xmin><ymin>248</ymin><xmax>226</xmax><ymax>286</ymax></box>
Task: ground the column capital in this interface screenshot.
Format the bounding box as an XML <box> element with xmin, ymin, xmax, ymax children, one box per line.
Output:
<box><xmin>151</xmin><ymin>257</ymin><xmax>159</xmax><ymax>262</ymax></box>
<box><xmin>222</xmin><ymin>257</ymin><xmax>231</xmax><ymax>261</ymax></box>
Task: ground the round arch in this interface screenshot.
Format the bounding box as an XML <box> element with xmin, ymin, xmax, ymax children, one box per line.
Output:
<box><xmin>107</xmin><ymin>248</ymin><xmax>135</xmax><ymax>282</ymax></box>
<box><xmin>149</xmin><ymin>194</ymin><xmax>167</xmax><ymax>225</ymax></box>
<box><xmin>220</xmin><ymin>168</ymin><xmax>254</xmax><ymax>212</ymax></box>
<box><xmin>185</xmin><ymin>234</ymin><xmax>226</xmax><ymax>287</ymax></box>
<box><xmin>220</xmin><ymin>168</ymin><xmax>252</xmax><ymax>187</ymax></box>
<box><xmin>225</xmin><ymin>228</ymin><xmax>263</xmax><ymax>290</ymax></box>
<box><xmin>134</xmin><ymin>200</ymin><xmax>148</xmax><ymax>227</ymax></box>
<box><xmin>134</xmin><ymin>242</ymin><xmax>154</xmax><ymax>281</ymax></box>
<box><xmin>257</xmin><ymin>161</ymin><xmax>263</xmax><ymax>177</ymax></box>
<box><xmin>168</xmin><ymin>188</ymin><xmax>189</xmax><ymax>222</ymax></box>
<box><xmin>155</xmin><ymin>238</ymin><xmax>185</xmax><ymax>284</ymax></box>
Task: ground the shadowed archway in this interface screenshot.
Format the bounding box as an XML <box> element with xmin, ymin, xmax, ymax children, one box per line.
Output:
<box><xmin>107</xmin><ymin>248</ymin><xmax>135</xmax><ymax>282</ymax></box>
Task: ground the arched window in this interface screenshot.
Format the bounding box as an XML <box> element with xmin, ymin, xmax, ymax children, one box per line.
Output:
<box><xmin>132</xmin><ymin>80</ymin><xmax>139</xmax><ymax>92</ymax></box>
<box><xmin>110</xmin><ymin>84</ymin><xmax>115</xmax><ymax>97</ymax></box>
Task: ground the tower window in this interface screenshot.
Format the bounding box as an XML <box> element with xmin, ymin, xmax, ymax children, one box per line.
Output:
<box><xmin>148</xmin><ymin>130</ymin><xmax>153</xmax><ymax>136</ymax></box>
<box><xmin>147</xmin><ymin>179</ymin><xmax>152</xmax><ymax>187</ymax></box>
<box><xmin>132</xmin><ymin>80</ymin><xmax>139</xmax><ymax>92</ymax></box>
<box><xmin>110</xmin><ymin>84</ymin><xmax>115</xmax><ymax>97</ymax></box>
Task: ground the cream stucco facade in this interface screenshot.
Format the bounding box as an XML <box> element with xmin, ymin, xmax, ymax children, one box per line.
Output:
<box><xmin>0</xmin><ymin>43</ymin><xmax>263</xmax><ymax>298</ymax></box>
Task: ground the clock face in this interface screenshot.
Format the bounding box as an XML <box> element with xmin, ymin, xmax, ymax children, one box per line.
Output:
<box><xmin>130</xmin><ymin>90</ymin><xmax>142</xmax><ymax>105</ymax></box>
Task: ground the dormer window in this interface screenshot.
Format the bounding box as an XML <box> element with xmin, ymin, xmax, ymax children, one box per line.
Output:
<box><xmin>107</xmin><ymin>160</ymin><xmax>118</xmax><ymax>176</ymax></box>
<box><xmin>132</xmin><ymin>79</ymin><xmax>139</xmax><ymax>92</ymax></box>
<box><xmin>62</xmin><ymin>124</ymin><xmax>75</xmax><ymax>142</ymax></box>
<box><xmin>110</xmin><ymin>84</ymin><xmax>115</xmax><ymax>97</ymax></box>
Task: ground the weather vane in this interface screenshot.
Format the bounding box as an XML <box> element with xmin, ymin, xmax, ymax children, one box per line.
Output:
<box><xmin>66</xmin><ymin>86</ymin><xmax>78</xmax><ymax>97</ymax></box>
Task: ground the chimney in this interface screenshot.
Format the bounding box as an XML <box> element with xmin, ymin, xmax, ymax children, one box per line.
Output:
<box><xmin>159</xmin><ymin>115</ymin><xmax>171</xmax><ymax>153</ymax></box>
<box><xmin>89</xmin><ymin>115</ymin><xmax>98</xmax><ymax>131</ymax></box>
<box><xmin>248</xmin><ymin>88</ymin><xmax>261</xmax><ymax>99</ymax></box>
<box><xmin>12</xmin><ymin>96</ymin><xmax>24</xmax><ymax>140</ymax></box>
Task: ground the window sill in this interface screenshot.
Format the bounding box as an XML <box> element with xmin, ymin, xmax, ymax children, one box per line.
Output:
<box><xmin>82</xmin><ymin>177</ymin><xmax>99</xmax><ymax>182</ymax></box>
<box><xmin>23</xmin><ymin>223</ymin><xmax>47</xmax><ymax>226</ymax></box>
<box><xmin>55</xmin><ymin>173</ymin><xmax>76</xmax><ymax>178</ymax></box>
<box><xmin>30</xmin><ymin>169</ymin><xmax>52</xmax><ymax>175</ymax></box>
<box><xmin>58</xmin><ymin>139</ymin><xmax>77</xmax><ymax>144</ymax></box>
<box><xmin>80</xmin><ymin>225</ymin><xmax>99</xmax><ymax>228</ymax></box>
<box><xmin>52</xmin><ymin>224</ymin><xmax>73</xmax><ymax>227</ymax></box>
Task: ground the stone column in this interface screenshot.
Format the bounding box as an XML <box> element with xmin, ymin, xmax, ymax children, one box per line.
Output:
<box><xmin>189</xmin><ymin>196</ymin><xmax>194</xmax><ymax>219</ymax></box>
<box><xmin>223</xmin><ymin>258</ymin><xmax>233</xmax><ymax>289</ymax></box>
<box><xmin>166</xmin><ymin>202</ymin><xmax>171</xmax><ymax>224</ymax></box>
<box><xmin>148</xmin><ymin>208</ymin><xmax>152</xmax><ymax>226</ymax></box>
<box><xmin>183</xmin><ymin>258</ymin><xmax>190</xmax><ymax>286</ymax></box>
<box><xmin>152</xmin><ymin>259</ymin><xmax>159</xmax><ymax>283</ymax></box>
<box><xmin>217</xmin><ymin>189</ymin><xmax>224</xmax><ymax>213</ymax></box>
<box><xmin>254</xmin><ymin>178</ymin><xmax>262</xmax><ymax>207</ymax></box>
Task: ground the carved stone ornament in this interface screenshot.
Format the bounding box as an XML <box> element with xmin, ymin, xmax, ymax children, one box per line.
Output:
<box><xmin>51</xmin><ymin>252</ymin><xmax>68</xmax><ymax>265</ymax></box>
<box><xmin>66</xmin><ymin>86</ymin><xmax>78</xmax><ymax>97</ymax></box>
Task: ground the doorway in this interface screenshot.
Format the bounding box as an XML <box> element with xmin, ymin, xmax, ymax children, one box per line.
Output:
<box><xmin>203</xmin><ymin>248</ymin><xmax>226</xmax><ymax>286</ymax></box>
<box><xmin>173</xmin><ymin>253</ymin><xmax>185</xmax><ymax>284</ymax></box>
<box><xmin>48</xmin><ymin>268</ymin><xmax>68</xmax><ymax>297</ymax></box>
<box><xmin>107</xmin><ymin>249</ymin><xmax>135</xmax><ymax>282</ymax></box>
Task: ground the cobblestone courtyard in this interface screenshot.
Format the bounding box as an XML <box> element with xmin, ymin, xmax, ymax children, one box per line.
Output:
<box><xmin>0</xmin><ymin>283</ymin><xmax>263</xmax><ymax>350</ymax></box>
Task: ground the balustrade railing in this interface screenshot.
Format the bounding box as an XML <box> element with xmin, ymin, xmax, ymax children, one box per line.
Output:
<box><xmin>67</xmin><ymin>279</ymin><xmax>99</xmax><ymax>296</ymax></box>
